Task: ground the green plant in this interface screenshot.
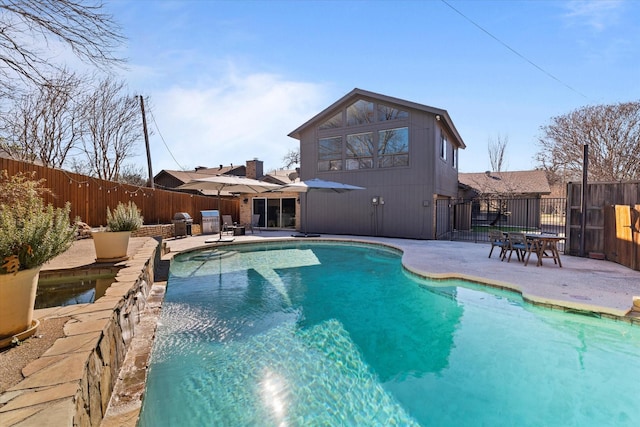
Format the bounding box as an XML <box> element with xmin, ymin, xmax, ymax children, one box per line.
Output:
<box><xmin>106</xmin><ymin>201</ymin><xmax>143</xmax><ymax>232</ymax></box>
<box><xmin>0</xmin><ymin>171</ymin><xmax>77</xmax><ymax>275</ymax></box>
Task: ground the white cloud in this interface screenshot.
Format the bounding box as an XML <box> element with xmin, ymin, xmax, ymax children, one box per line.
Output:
<box><xmin>563</xmin><ymin>0</ymin><xmax>623</xmax><ymax>31</ymax></box>
<box><xmin>147</xmin><ymin>71</ymin><xmax>330</xmax><ymax>173</ymax></box>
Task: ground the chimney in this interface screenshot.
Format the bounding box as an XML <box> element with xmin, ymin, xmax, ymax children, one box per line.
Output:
<box><xmin>246</xmin><ymin>159</ymin><xmax>264</xmax><ymax>180</ymax></box>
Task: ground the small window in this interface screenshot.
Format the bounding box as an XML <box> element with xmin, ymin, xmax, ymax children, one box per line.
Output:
<box><xmin>452</xmin><ymin>148</ymin><xmax>457</xmax><ymax>169</ymax></box>
<box><xmin>378</xmin><ymin>127</ymin><xmax>409</xmax><ymax>168</ymax></box>
<box><xmin>318</xmin><ymin>136</ymin><xmax>343</xmax><ymax>171</ymax></box>
<box><xmin>319</xmin><ymin>112</ymin><xmax>342</xmax><ymax>130</ymax></box>
<box><xmin>377</xmin><ymin>104</ymin><xmax>408</xmax><ymax>121</ymax></box>
<box><xmin>347</xmin><ymin>99</ymin><xmax>374</xmax><ymax>126</ymax></box>
<box><xmin>346</xmin><ymin>132</ymin><xmax>374</xmax><ymax>170</ymax></box>
<box><xmin>440</xmin><ymin>134</ymin><xmax>448</xmax><ymax>161</ymax></box>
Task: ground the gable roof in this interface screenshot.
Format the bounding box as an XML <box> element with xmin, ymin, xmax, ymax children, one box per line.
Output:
<box><xmin>288</xmin><ymin>88</ymin><xmax>466</xmax><ymax>149</ymax></box>
<box><xmin>459</xmin><ymin>170</ymin><xmax>551</xmax><ymax>195</ymax></box>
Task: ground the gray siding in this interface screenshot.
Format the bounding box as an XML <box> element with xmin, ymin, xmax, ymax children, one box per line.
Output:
<box><xmin>294</xmin><ymin>90</ymin><xmax>464</xmax><ymax>239</ymax></box>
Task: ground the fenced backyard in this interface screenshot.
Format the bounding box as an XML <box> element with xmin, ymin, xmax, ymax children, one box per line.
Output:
<box><xmin>437</xmin><ymin>181</ymin><xmax>640</xmax><ymax>273</ymax></box>
<box><xmin>435</xmin><ymin>197</ymin><xmax>567</xmax><ymax>244</ymax></box>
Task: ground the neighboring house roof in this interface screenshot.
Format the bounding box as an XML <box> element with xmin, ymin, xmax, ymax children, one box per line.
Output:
<box><xmin>154</xmin><ymin>165</ymin><xmax>246</xmax><ymax>189</ymax></box>
<box><xmin>459</xmin><ymin>170</ymin><xmax>551</xmax><ymax>195</ymax></box>
<box><xmin>288</xmin><ymin>87</ymin><xmax>466</xmax><ymax>149</ymax></box>
<box><xmin>153</xmin><ymin>163</ymin><xmax>298</xmax><ymax>196</ymax></box>
<box><xmin>263</xmin><ymin>169</ymin><xmax>299</xmax><ymax>184</ymax></box>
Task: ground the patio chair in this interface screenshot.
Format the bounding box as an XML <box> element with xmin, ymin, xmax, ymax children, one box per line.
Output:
<box><xmin>221</xmin><ymin>215</ymin><xmax>234</xmax><ymax>236</ymax></box>
<box><xmin>503</xmin><ymin>232</ymin><xmax>531</xmax><ymax>263</ymax></box>
<box><xmin>245</xmin><ymin>214</ymin><xmax>261</xmax><ymax>234</ymax></box>
<box><xmin>488</xmin><ymin>229</ymin><xmax>507</xmax><ymax>259</ymax></box>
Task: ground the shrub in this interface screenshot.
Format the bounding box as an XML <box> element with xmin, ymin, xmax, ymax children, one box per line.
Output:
<box><xmin>106</xmin><ymin>201</ymin><xmax>143</xmax><ymax>232</ymax></box>
<box><xmin>0</xmin><ymin>171</ymin><xmax>77</xmax><ymax>274</ymax></box>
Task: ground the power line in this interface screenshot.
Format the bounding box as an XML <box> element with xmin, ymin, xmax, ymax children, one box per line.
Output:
<box><xmin>146</xmin><ymin>104</ymin><xmax>187</xmax><ymax>171</ymax></box>
<box><xmin>440</xmin><ymin>0</ymin><xmax>590</xmax><ymax>100</ymax></box>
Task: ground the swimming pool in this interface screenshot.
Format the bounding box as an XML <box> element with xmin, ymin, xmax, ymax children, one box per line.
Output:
<box><xmin>139</xmin><ymin>241</ymin><xmax>640</xmax><ymax>426</ymax></box>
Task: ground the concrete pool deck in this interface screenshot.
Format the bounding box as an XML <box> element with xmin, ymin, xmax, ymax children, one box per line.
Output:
<box><xmin>2</xmin><ymin>231</ymin><xmax>639</xmax><ymax>426</ymax></box>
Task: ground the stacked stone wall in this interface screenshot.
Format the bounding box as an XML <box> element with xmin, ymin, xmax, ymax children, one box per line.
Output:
<box><xmin>0</xmin><ymin>237</ymin><xmax>160</xmax><ymax>426</ymax></box>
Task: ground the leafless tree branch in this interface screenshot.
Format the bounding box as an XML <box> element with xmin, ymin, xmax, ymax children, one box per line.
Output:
<box><xmin>536</xmin><ymin>101</ymin><xmax>640</xmax><ymax>181</ymax></box>
<box><xmin>0</xmin><ymin>0</ymin><xmax>125</xmax><ymax>96</ymax></box>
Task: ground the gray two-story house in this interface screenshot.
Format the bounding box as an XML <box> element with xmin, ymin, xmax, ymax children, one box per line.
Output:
<box><xmin>289</xmin><ymin>88</ymin><xmax>466</xmax><ymax>239</ymax></box>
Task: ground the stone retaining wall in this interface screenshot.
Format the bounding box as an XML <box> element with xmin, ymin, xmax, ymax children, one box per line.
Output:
<box><xmin>132</xmin><ymin>223</ymin><xmax>201</xmax><ymax>239</ymax></box>
<box><xmin>0</xmin><ymin>237</ymin><xmax>161</xmax><ymax>426</ymax></box>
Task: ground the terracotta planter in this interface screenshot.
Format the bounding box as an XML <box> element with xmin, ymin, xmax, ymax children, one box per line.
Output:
<box><xmin>92</xmin><ymin>230</ymin><xmax>131</xmax><ymax>262</ymax></box>
<box><xmin>0</xmin><ymin>267</ymin><xmax>41</xmax><ymax>340</ymax></box>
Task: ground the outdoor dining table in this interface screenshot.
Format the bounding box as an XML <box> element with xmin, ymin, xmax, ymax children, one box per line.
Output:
<box><xmin>524</xmin><ymin>234</ymin><xmax>565</xmax><ymax>267</ymax></box>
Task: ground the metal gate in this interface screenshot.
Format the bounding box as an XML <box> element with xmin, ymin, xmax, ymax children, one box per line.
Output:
<box><xmin>435</xmin><ymin>197</ymin><xmax>567</xmax><ymax>243</ymax></box>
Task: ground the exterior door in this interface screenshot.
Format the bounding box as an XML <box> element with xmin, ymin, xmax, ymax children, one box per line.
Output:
<box><xmin>252</xmin><ymin>198</ymin><xmax>296</xmax><ymax>229</ymax></box>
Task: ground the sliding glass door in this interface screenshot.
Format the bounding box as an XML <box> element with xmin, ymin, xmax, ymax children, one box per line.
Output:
<box><xmin>252</xmin><ymin>197</ymin><xmax>296</xmax><ymax>229</ymax></box>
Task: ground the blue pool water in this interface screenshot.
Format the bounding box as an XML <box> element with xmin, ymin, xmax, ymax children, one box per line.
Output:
<box><xmin>139</xmin><ymin>242</ymin><xmax>640</xmax><ymax>426</ymax></box>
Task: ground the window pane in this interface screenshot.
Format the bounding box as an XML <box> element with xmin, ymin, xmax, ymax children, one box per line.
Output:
<box><xmin>346</xmin><ymin>132</ymin><xmax>374</xmax><ymax>157</ymax></box>
<box><xmin>393</xmin><ymin>154</ymin><xmax>409</xmax><ymax>167</ymax></box>
<box><xmin>441</xmin><ymin>135</ymin><xmax>448</xmax><ymax>160</ymax></box>
<box><xmin>377</xmin><ymin>104</ymin><xmax>409</xmax><ymax>121</ymax></box>
<box><xmin>346</xmin><ymin>157</ymin><xmax>373</xmax><ymax>170</ymax></box>
<box><xmin>318</xmin><ymin>136</ymin><xmax>342</xmax><ymax>160</ymax></box>
<box><xmin>318</xmin><ymin>136</ymin><xmax>342</xmax><ymax>171</ymax></box>
<box><xmin>345</xmin><ymin>132</ymin><xmax>373</xmax><ymax>170</ymax></box>
<box><xmin>378</xmin><ymin>127</ymin><xmax>409</xmax><ymax>155</ymax></box>
<box><xmin>319</xmin><ymin>112</ymin><xmax>343</xmax><ymax>130</ymax></box>
<box><xmin>347</xmin><ymin>99</ymin><xmax>374</xmax><ymax>126</ymax></box>
<box><xmin>318</xmin><ymin>159</ymin><xmax>343</xmax><ymax>171</ymax></box>
<box><xmin>378</xmin><ymin>127</ymin><xmax>409</xmax><ymax>168</ymax></box>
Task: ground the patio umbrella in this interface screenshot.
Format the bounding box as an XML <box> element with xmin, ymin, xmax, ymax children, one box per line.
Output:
<box><xmin>276</xmin><ymin>178</ymin><xmax>365</xmax><ymax>237</ymax></box>
<box><xmin>177</xmin><ymin>175</ymin><xmax>280</xmax><ymax>241</ymax></box>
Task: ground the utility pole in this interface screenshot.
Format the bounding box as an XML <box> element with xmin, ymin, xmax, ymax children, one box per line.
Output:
<box><xmin>139</xmin><ymin>95</ymin><xmax>154</xmax><ymax>188</ymax></box>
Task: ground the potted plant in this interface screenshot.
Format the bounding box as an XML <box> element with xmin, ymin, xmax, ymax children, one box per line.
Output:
<box><xmin>92</xmin><ymin>201</ymin><xmax>143</xmax><ymax>262</ymax></box>
<box><xmin>0</xmin><ymin>171</ymin><xmax>77</xmax><ymax>344</ymax></box>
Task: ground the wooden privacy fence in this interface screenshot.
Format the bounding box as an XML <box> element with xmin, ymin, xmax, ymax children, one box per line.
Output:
<box><xmin>566</xmin><ymin>181</ymin><xmax>640</xmax><ymax>258</ymax></box>
<box><xmin>1</xmin><ymin>158</ymin><xmax>239</xmax><ymax>227</ymax></box>
<box><xmin>604</xmin><ymin>205</ymin><xmax>640</xmax><ymax>271</ymax></box>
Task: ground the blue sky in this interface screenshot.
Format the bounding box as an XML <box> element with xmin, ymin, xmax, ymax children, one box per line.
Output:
<box><xmin>105</xmin><ymin>0</ymin><xmax>640</xmax><ymax>174</ymax></box>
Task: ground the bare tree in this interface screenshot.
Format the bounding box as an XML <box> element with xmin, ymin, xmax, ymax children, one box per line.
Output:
<box><xmin>0</xmin><ymin>69</ymin><xmax>84</xmax><ymax>167</ymax></box>
<box><xmin>79</xmin><ymin>78</ymin><xmax>143</xmax><ymax>181</ymax></box>
<box><xmin>118</xmin><ymin>163</ymin><xmax>147</xmax><ymax>186</ymax></box>
<box><xmin>536</xmin><ymin>101</ymin><xmax>640</xmax><ymax>181</ymax></box>
<box><xmin>0</xmin><ymin>0</ymin><xmax>124</xmax><ymax>97</ymax></box>
<box><xmin>282</xmin><ymin>148</ymin><xmax>300</xmax><ymax>169</ymax></box>
<box><xmin>488</xmin><ymin>134</ymin><xmax>508</xmax><ymax>172</ymax></box>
